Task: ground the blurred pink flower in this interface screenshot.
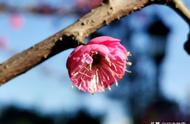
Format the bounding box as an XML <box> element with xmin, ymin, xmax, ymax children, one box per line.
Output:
<box><xmin>0</xmin><ymin>36</ymin><xmax>8</xmax><ymax>50</ymax></box>
<box><xmin>10</xmin><ymin>13</ymin><xmax>24</xmax><ymax>30</ymax></box>
<box><xmin>67</xmin><ymin>36</ymin><xmax>129</xmax><ymax>94</ymax></box>
<box><xmin>76</xmin><ymin>0</ymin><xmax>102</xmax><ymax>9</ymax></box>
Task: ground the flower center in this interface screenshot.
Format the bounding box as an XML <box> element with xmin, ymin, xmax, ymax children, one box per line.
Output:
<box><xmin>92</xmin><ymin>53</ymin><xmax>102</xmax><ymax>65</ymax></box>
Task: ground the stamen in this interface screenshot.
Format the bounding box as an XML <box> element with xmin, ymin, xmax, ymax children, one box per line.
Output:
<box><xmin>103</xmin><ymin>61</ymin><xmax>118</xmax><ymax>74</ymax></box>
<box><xmin>89</xmin><ymin>75</ymin><xmax>97</xmax><ymax>93</ymax></box>
<box><xmin>108</xmin><ymin>86</ymin><xmax>111</xmax><ymax>91</ymax></box>
<box><xmin>127</xmin><ymin>62</ymin><xmax>132</xmax><ymax>66</ymax></box>
<box><xmin>101</xmin><ymin>64</ymin><xmax>117</xmax><ymax>82</ymax></box>
<box><xmin>97</xmin><ymin>71</ymin><xmax>105</xmax><ymax>86</ymax></box>
<box><xmin>107</xmin><ymin>67</ymin><xmax>120</xmax><ymax>80</ymax></box>
<box><xmin>105</xmin><ymin>56</ymin><xmax>112</xmax><ymax>66</ymax></box>
<box><xmin>84</xmin><ymin>66</ymin><xmax>91</xmax><ymax>71</ymax></box>
<box><xmin>125</xmin><ymin>69</ymin><xmax>132</xmax><ymax>73</ymax></box>
<box><xmin>96</xmin><ymin>70</ymin><xmax>99</xmax><ymax>85</ymax></box>
<box><xmin>127</xmin><ymin>51</ymin><xmax>132</xmax><ymax>56</ymax></box>
<box><xmin>89</xmin><ymin>64</ymin><xmax>92</xmax><ymax>70</ymax></box>
<box><xmin>73</xmin><ymin>72</ymin><xmax>79</xmax><ymax>76</ymax></box>
<box><xmin>111</xmin><ymin>62</ymin><xmax>117</xmax><ymax>71</ymax></box>
<box><xmin>79</xmin><ymin>71</ymin><xmax>91</xmax><ymax>78</ymax></box>
<box><xmin>98</xmin><ymin>71</ymin><xmax>106</xmax><ymax>83</ymax></box>
<box><xmin>79</xmin><ymin>84</ymin><xmax>82</xmax><ymax>89</ymax></box>
<box><xmin>115</xmin><ymin>81</ymin><xmax>118</xmax><ymax>87</ymax></box>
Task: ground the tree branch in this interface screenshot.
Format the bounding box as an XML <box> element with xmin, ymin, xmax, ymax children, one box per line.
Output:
<box><xmin>0</xmin><ymin>0</ymin><xmax>190</xmax><ymax>85</ymax></box>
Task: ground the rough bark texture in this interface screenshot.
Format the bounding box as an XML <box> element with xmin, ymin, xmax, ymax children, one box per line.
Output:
<box><xmin>0</xmin><ymin>0</ymin><xmax>190</xmax><ymax>85</ymax></box>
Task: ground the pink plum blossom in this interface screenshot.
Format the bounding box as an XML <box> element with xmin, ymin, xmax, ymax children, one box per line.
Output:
<box><xmin>67</xmin><ymin>36</ymin><xmax>129</xmax><ymax>94</ymax></box>
<box><xmin>10</xmin><ymin>13</ymin><xmax>24</xmax><ymax>30</ymax></box>
<box><xmin>0</xmin><ymin>36</ymin><xmax>8</xmax><ymax>50</ymax></box>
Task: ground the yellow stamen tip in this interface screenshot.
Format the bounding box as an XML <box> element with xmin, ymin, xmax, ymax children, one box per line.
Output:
<box><xmin>127</xmin><ymin>62</ymin><xmax>132</xmax><ymax>66</ymax></box>
<box><xmin>127</xmin><ymin>52</ymin><xmax>132</xmax><ymax>56</ymax></box>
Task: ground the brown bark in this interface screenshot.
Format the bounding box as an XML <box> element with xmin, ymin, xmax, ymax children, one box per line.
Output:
<box><xmin>0</xmin><ymin>0</ymin><xmax>190</xmax><ymax>85</ymax></box>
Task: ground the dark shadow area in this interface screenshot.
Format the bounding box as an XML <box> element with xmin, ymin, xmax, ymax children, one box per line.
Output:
<box><xmin>0</xmin><ymin>106</ymin><xmax>54</xmax><ymax>124</ymax></box>
<box><xmin>0</xmin><ymin>106</ymin><xmax>102</xmax><ymax>124</ymax></box>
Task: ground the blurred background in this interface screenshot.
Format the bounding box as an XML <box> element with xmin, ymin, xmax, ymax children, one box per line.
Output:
<box><xmin>0</xmin><ymin>0</ymin><xmax>190</xmax><ymax>124</ymax></box>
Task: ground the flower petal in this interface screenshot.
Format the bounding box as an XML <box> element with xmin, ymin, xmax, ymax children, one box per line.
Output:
<box><xmin>66</xmin><ymin>36</ymin><xmax>129</xmax><ymax>93</ymax></box>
